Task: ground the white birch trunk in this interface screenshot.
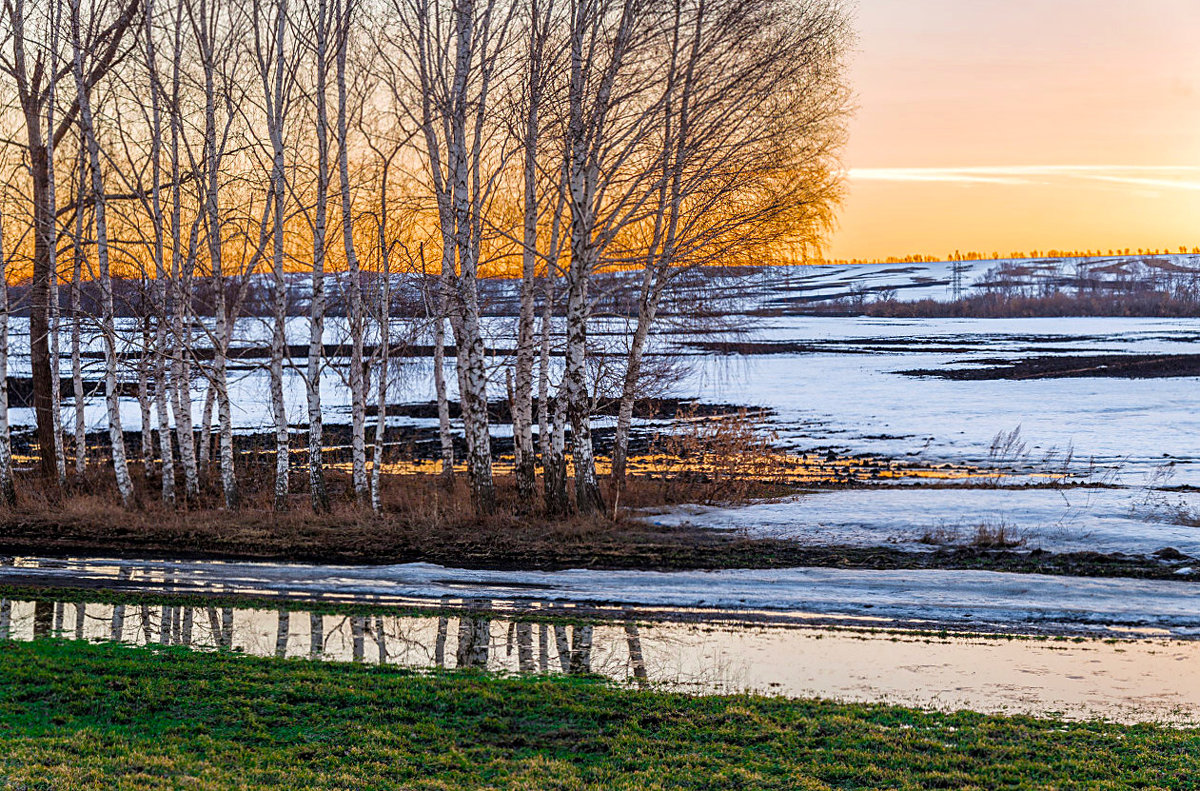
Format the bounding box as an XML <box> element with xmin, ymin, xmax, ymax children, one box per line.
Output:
<box><xmin>335</xmin><ymin>0</ymin><xmax>367</xmax><ymax>501</ymax></box>
<box><xmin>197</xmin><ymin>379</ymin><xmax>215</xmax><ymax>478</ymax></box>
<box><xmin>538</xmin><ymin>299</ymin><xmax>569</xmax><ymax>515</ymax></box>
<box><xmin>49</xmin><ymin>275</ymin><xmax>65</xmax><ymax>484</ymax></box>
<box><xmin>306</xmin><ymin>0</ymin><xmax>331</xmax><ymax>512</ymax></box>
<box><xmin>433</xmin><ymin>313</ymin><xmax>454</xmax><ymax>478</ymax></box>
<box><xmin>0</xmin><ymin>208</ymin><xmax>16</xmax><ymax>505</ymax></box>
<box><xmin>562</xmin><ymin>244</ymin><xmax>602</xmax><ymax>514</ymax></box>
<box><xmin>138</xmin><ymin>317</ymin><xmax>154</xmax><ymax>476</ymax></box>
<box><xmin>200</xmin><ymin>5</ymin><xmax>238</xmax><ymax>509</ymax></box>
<box><xmin>45</xmin><ymin>2</ymin><xmax>66</xmax><ymax>486</ymax></box>
<box><xmin>266</xmin><ymin>0</ymin><xmax>291</xmax><ymax>512</ymax></box>
<box><xmin>169</xmin><ymin>7</ymin><xmax>198</xmax><ymax>499</ymax></box>
<box><xmin>70</xmin><ymin>148</ymin><xmax>86</xmax><ymax>475</ymax></box>
<box><xmin>145</xmin><ymin>0</ymin><xmax>176</xmax><ymax>502</ymax></box>
<box><xmin>370</xmin><ymin>239</ymin><xmax>391</xmax><ymax>512</ymax></box>
<box><xmin>610</xmin><ymin>269</ymin><xmax>665</xmax><ymax>497</ymax></box>
<box><xmin>71</xmin><ymin>0</ymin><xmax>133</xmax><ymax>506</ymax></box>
<box><xmin>511</xmin><ymin>0</ymin><xmax>546</xmax><ymax>503</ymax></box>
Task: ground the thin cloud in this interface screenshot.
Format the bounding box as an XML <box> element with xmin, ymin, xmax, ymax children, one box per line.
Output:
<box><xmin>848</xmin><ymin>165</ymin><xmax>1200</xmax><ymax>191</ymax></box>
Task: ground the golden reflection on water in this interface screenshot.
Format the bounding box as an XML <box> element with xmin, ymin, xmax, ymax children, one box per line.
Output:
<box><xmin>3</xmin><ymin>600</ymin><xmax>1194</xmax><ymax>725</ymax></box>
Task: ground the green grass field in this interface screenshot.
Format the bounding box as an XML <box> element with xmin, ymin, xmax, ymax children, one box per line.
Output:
<box><xmin>1</xmin><ymin>639</ymin><xmax>1196</xmax><ymax>789</ymax></box>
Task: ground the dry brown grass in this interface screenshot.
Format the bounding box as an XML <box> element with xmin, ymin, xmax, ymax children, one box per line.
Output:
<box><xmin>919</xmin><ymin>520</ymin><xmax>1027</xmax><ymax>550</ymax></box>
<box><xmin>630</xmin><ymin>407</ymin><xmax>795</xmax><ymax>504</ymax></box>
<box><xmin>0</xmin><ymin>458</ymin><xmax>799</xmax><ymax>569</ymax></box>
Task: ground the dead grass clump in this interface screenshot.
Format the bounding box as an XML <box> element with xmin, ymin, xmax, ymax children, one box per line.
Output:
<box><xmin>919</xmin><ymin>520</ymin><xmax>1026</xmax><ymax>549</ymax></box>
<box><xmin>971</xmin><ymin>521</ymin><xmax>1026</xmax><ymax>549</ymax></box>
<box><xmin>641</xmin><ymin>407</ymin><xmax>793</xmax><ymax>504</ymax></box>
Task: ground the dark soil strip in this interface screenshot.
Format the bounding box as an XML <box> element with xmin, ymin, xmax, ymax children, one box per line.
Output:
<box><xmin>901</xmin><ymin>353</ymin><xmax>1200</xmax><ymax>381</ymax></box>
<box><xmin>0</xmin><ymin>516</ymin><xmax>1189</xmax><ymax>580</ymax></box>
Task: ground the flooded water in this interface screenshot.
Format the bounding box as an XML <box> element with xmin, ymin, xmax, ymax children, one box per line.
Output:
<box><xmin>2</xmin><ymin>595</ymin><xmax>1197</xmax><ymax>725</ymax></box>
<box><xmin>5</xmin><ymin>555</ymin><xmax>1199</xmax><ymax>637</ymax></box>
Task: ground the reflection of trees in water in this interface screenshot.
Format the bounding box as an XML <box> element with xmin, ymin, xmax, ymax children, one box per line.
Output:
<box><xmin>33</xmin><ymin>600</ymin><xmax>52</xmax><ymax>638</ymax></box>
<box><xmin>275</xmin><ymin>610</ymin><xmax>290</xmax><ymax>658</ymax></box>
<box><xmin>3</xmin><ymin>593</ymin><xmax>716</xmax><ymax>692</ymax></box>
<box><xmin>625</xmin><ymin>620</ymin><xmax>647</xmax><ymax>685</ymax></box>
<box><xmin>456</xmin><ymin>602</ymin><xmax>491</xmax><ymax>669</ymax></box>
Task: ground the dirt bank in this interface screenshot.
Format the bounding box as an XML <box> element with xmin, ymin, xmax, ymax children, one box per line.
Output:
<box><xmin>901</xmin><ymin>353</ymin><xmax>1200</xmax><ymax>381</ymax></box>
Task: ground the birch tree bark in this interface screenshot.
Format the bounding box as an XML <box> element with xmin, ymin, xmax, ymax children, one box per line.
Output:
<box><xmin>370</xmin><ymin>174</ymin><xmax>393</xmax><ymax>511</ymax></box>
<box><xmin>44</xmin><ymin>4</ymin><xmax>67</xmax><ymax>485</ymax></box>
<box><xmin>444</xmin><ymin>0</ymin><xmax>499</xmax><ymax>514</ymax></box>
<box><xmin>195</xmin><ymin>0</ymin><xmax>239</xmax><ymax>509</ymax></box>
<box><xmin>70</xmin><ymin>141</ymin><xmax>87</xmax><ymax>475</ymax></box>
<box><xmin>138</xmin><ymin>316</ymin><xmax>154</xmax><ymax>477</ymax></box>
<box><xmin>433</xmin><ymin>312</ymin><xmax>454</xmax><ymax>478</ymax></box>
<box><xmin>0</xmin><ymin>199</ymin><xmax>17</xmax><ymax>505</ymax></box>
<box><xmin>144</xmin><ymin>0</ymin><xmax>176</xmax><ymax>504</ymax></box>
<box><xmin>254</xmin><ymin>0</ymin><xmax>294</xmax><ymax>510</ymax></box>
<box><xmin>559</xmin><ymin>0</ymin><xmax>648</xmax><ymax>515</ymax></box>
<box><xmin>335</xmin><ymin>0</ymin><xmax>368</xmax><ymax>501</ymax></box>
<box><xmin>169</xmin><ymin>0</ymin><xmax>200</xmax><ymax>499</ymax></box>
<box><xmin>510</xmin><ymin>0</ymin><xmax>554</xmax><ymax>503</ymax></box>
<box><xmin>70</xmin><ymin>0</ymin><xmax>135</xmax><ymax>506</ymax></box>
<box><xmin>392</xmin><ymin>0</ymin><xmax>511</xmax><ymax>513</ymax></box>
<box><xmin>304</xmin><ymin>0</ymin><xmax>333</xmax><ymax>512</ymax></box>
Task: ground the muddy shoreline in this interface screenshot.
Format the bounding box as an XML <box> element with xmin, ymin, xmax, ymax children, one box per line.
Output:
<box><xmin>1</xmin><ymin>517</ymin><xmax>1191</xmax><ymax>580</ymax></box>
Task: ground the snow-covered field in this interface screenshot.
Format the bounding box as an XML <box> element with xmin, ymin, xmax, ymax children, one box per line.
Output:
<box><xmin>647</xmin><ymin>488</ymin><xmax>1200</xmax><ymax>558</ymax></box>
<box><xmin>677</xmin><ymin>315</ymin><xmax>1200</xmax><ymax>480</ymax></box>
<box><xmin>655</xmin><ymin>313</ymin><xmax>1200</xmax><ymax>556</ymax></box>
<box><xmin>13</xmin><ymin>260</ymin><xmax>1200</xmax><ymax>559</ymax></box>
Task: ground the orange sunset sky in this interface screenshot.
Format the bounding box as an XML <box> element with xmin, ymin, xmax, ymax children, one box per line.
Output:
<box><xmin>827</xmin><ymin>0</ymin><xmax>1200</xmax><ymax>261</ymax></box>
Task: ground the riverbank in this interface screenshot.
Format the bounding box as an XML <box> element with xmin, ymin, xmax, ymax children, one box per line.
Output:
<box><xmin>1</xmin><ymin>639</ymin><xmax>1195</xmax><ymax>789</ymax></box>
<box><xmin>0</xmin><ymin>502</ymin><xmax>1190</xmax><ymax>580</ymax></box>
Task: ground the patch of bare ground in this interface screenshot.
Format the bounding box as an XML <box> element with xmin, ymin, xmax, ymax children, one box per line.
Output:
<box><xmin>799</xmin><ymin>291</ymin><xmax>1200</xmax><ymax>319</ymax></box>
<box><xmin>902</xmin><ymin>353</ymin><xmax>1200</xmax><ymax>381</ymax></box>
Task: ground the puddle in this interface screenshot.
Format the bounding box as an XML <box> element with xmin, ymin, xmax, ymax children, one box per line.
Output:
<box><xmin>2</xmin><ymin>595</ymin><xmax>1198</xmax><ymax>725</ymax></box>
<box><xmin>4</xmin><ymin>556</ymin><xmax>1198</xmax><ymax>637</ymax></box>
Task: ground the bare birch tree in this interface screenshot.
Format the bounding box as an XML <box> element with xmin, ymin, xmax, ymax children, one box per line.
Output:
<box><xmin>69</xmin><ymin>0</ymin><xmax>134</xmax><ymax>505</ymax></box>
<box><xmin>389</xmin><ymin>0</ymin><xmax>516</xmax><ymax>514</ymax></box>
<box><xmin>251</xmin><ymin>0</ymin><xmax>297</xmax><ymax>510</ymax></box>
<box><xmin>0</xmin><ymin>185</ymin><xmax>17</xmax><ymax>506</ymax></box>
<box><xmin>143</xmin><ymin>0</ymin><xmax>176</xmax><ymax>503</ymax></box>
<box><xmin>509</xmin><ymin>0</ymin><xmax>557</xmax><ymax>503</ymax></box>
<box><xmin>0</xmin><ymin>0</ymin><xmax>139</xmax><ymax>484</ymax></box>
<box><xmin>608</xmin><ymin>0</ymin><xmax>849</xmax><ymax>499</ymax></box>
<box><xmin>334</xmin><ymin>0</ymin><xmax>367</xmax><ymax>501</ymax></box>
<box><xmin>191</xmin><ymin>0</ymin><xmax>239</xmax><ymax>508</ymax></box>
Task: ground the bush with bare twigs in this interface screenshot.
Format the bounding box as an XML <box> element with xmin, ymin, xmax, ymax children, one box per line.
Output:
<box><xmin>641</xmin><ymin>407</ymin><xmax>791</xmax><ymax>504</ymax></box>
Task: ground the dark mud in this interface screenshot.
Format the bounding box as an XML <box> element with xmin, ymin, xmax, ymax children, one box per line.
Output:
<box><xmin>0</xmin><ymin>514</ymin><xmax>1191</xmax><ymax>581</ymax></box>
<box><xmin>688</xmin><ymin>336</ymin><xmax>1116</xmax><ymax>356</ymax></box>
<box><xmin>901</xmin><ymin>353</ymin><xmax>1200</xmax><ymax>381</ymax></box>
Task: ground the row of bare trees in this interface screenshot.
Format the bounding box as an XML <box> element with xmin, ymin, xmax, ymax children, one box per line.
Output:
<box><xmin>0</xmin><ymin>0</ymin><xmax>849</xmax><ymax>516</ymax></box>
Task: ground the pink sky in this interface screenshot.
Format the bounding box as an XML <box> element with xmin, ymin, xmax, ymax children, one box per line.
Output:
<box><xmin>828</xmin><ymin>0</ymin><xmax>1200</xmax><ymax>260</ymax></box>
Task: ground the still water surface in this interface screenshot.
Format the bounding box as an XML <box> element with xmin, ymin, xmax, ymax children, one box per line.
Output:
<box><xmin>3</xmin><ymin>597</ymin><xmax>1197</xmax><ymax>725</ymax></box>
